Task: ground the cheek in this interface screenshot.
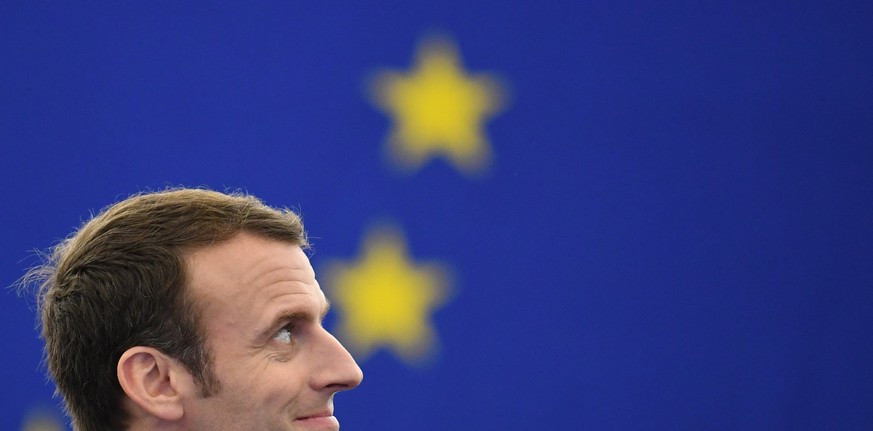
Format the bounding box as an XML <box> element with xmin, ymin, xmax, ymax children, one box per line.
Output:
<box><xmin>219</xmin><ymin>358</ymin><xmax>310</xmax><ymax>407</ymax></box>
<box><xmin>257</xmin><ymin>362</ymin><xmax>309</xmax><ymax>404</ymax></box>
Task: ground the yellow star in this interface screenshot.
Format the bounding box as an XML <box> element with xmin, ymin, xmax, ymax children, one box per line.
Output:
<box><xmin>370</xmin><ymin>36</ymin><xmax>507</xmax><ymax>175</ymax></box>
<box><xmin>21</xmin><ymin>409</ymin><xmax>62</xmax><ymax>431</ymax></box>
<box><xmin>323</xmin><ymin>226</ymin><xmax>451</xmax><ymax>364</ymax></box>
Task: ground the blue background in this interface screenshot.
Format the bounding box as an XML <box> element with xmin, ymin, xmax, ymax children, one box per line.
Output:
<box><xmin>2</xmin><ymin>1</ymin><xmax>872</xmax><ymax>429</ymax></box>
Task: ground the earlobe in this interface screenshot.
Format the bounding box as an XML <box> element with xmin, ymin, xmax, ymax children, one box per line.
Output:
<box><xmin>117</xmin><ymin>347</ymin><xmax>186</xmax><ymax>422</ymax></box>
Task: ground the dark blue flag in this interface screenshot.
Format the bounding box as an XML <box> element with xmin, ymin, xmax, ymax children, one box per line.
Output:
<box><xmin>2</xmin><ymin>1</ymin><xmax>872</xmax><ymax>430</ymax></box>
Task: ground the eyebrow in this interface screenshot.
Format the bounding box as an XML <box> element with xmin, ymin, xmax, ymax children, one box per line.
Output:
<box><xmin>322</xmin><ymin>298</ymin><xmax>332</xmax><ymax>319</ymax></box>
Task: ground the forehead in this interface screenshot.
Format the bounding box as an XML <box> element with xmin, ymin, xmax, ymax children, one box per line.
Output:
<box><xmin>184</xmin><ymin>233</ymin><xmax>323</xmax><ymax>329</ymax></box>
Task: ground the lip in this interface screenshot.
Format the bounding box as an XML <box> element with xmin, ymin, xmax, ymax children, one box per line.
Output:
<box><xmin>294</xmin><ymin>413</ymin><xmax>339</xmax><ymax>431</ymax></box>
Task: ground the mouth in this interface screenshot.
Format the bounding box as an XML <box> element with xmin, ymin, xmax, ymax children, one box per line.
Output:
<box><xmin>294</xmin><ymin>412</ymin><xmax>339</xmax><ymax>430</ymax></box>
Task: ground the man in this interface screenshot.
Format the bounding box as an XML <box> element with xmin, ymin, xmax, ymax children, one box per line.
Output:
<box><xmin>29</xmin><ymin>188</ymin><xmax>362</xmax><ymax>431</ymax></box>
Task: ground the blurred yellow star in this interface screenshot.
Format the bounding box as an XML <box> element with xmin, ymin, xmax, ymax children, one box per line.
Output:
<box><xmin>21</xmin><ymin>409</ymin><xmax>62</xmax><ymax>431</ymax></box>
<box><xmin>324</xmin><ymin>226</ymin><xmax>451</xmax><ymax>364</ymax></box>
<box><xmin>370</xmin><ymin>36</ymin><xmax>506</xmax><ymax>175</ymax></box>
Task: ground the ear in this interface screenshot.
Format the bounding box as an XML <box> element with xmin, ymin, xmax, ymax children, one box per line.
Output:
<box><xmin>117</xmin><ymin>346</ymin><xmax>188</xmax><ymax>422</ymax></box>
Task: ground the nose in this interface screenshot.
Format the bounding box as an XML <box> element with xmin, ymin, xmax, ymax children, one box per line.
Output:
<box><xmin>310</xmin><ymin>328</ymin><xmax>363</xmax><ymax>392</ymax></box>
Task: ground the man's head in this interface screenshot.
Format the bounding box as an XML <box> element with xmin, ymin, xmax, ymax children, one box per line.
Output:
<box><xmin>30</xmin><ymin>188</ymin><xmax>362</xmax><ymax>430</ymax></box>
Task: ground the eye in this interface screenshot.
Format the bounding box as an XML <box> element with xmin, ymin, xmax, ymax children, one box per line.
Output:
<box><xmin>273</xmin><ymin>325</ymin><xmax>293</xmax><ymax>344</ymax></box>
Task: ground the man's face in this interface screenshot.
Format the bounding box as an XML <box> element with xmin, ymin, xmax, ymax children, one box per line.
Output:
<box><xmin>181</xmin><ymin>232</ymin><xmax>362</xmax><ymax>431</ymax></box>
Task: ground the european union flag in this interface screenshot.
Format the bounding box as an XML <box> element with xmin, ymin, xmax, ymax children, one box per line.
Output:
<box><xmin>2</xmin><ymin>2</ymin><xmax>872</xmax><ymax>430</ymax></box>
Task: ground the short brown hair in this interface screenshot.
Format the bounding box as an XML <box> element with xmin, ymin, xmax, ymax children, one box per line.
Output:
<box><xmin>27</xmin><ymin>188</ymin><xmax>307</xmax><ymax>431</ymax></box>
